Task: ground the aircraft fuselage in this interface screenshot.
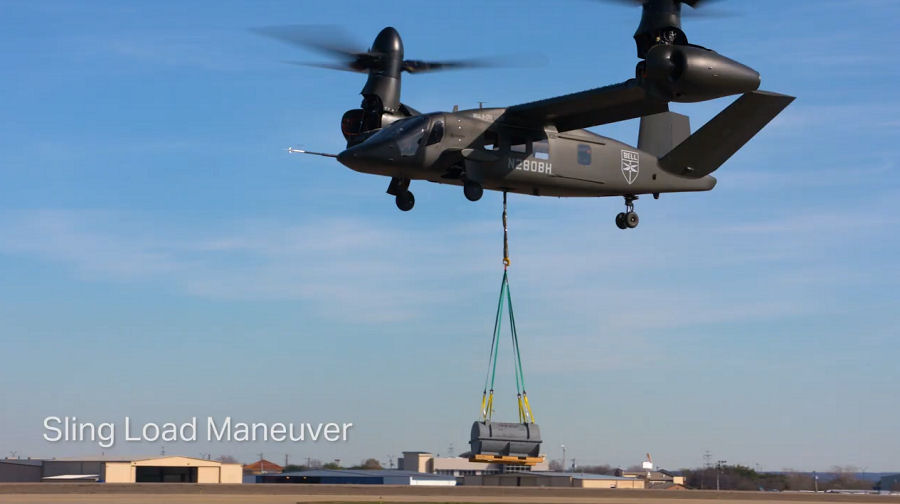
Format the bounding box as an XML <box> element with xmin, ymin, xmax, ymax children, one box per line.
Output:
<box><xmin>337</xmin><ymin>108</ymin><xmax>716</xmax><ymax>199</ymax></box>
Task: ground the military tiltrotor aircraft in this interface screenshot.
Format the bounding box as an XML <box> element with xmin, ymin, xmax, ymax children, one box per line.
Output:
<box><xmin>267</xmin><ymin>0</ymin><xmax>794</xmax><ymax>229</ymax></box>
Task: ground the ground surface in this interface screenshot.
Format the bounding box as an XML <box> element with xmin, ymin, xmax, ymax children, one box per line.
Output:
<box><xmin>1</xmin><ymin>484</ymin><xmax>899</xmax><ymax>504</ymax></box>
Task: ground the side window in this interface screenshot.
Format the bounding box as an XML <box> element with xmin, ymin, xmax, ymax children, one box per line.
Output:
<box><xmin>534</xmin><ymin>139</ymin><xmax>550</xmax><ymax>160</ymax></box>
<box><xmin>426</xmin><ymin>121</ymin><xmax>444</xmax><ymax>146</ymax></box>
<box><xmin>510</xmin><ymin>134</ymin><xmax>530</xmax><ymax>156</ymax></box>
<box><xmin>577</xmin><ymin>144</ymin><xmax>592</xmax><ymax>165</ymax></box>
<box><xmin>483</xmin><ymin>131</ymin><xmax>499</xmax><ymax>151</ymax></box>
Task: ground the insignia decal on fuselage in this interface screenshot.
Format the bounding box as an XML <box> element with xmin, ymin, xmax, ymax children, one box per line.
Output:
<box><xmin>621</xmin><ymin>150</ymin><xmax>639</xmax><ymax>184</ymax></box>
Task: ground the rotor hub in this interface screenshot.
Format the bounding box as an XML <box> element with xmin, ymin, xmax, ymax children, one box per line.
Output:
<box><xmin>633</xmin><ymin>0</ymin><xmax>691</xmax><ymax>58</ymax></box>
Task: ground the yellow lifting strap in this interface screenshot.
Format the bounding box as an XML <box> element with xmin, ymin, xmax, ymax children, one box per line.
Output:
<box><xmin>517</xmin><ymin>394</ymin><xmax>525</xmax><ymax>423</ymax></box>
<box><xmin>523</xmin><ymin>393</ymin><xmax>536</xmax><ymax>424</ymax></box>
<box><xmin>483</xmin><ymin>390</ymin><xmax>495</xmax><ymax>421</ymax></box>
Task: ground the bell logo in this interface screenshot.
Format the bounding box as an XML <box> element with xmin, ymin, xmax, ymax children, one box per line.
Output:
<box><xmin>621</xmin><ymin>150</ymin><xmax>640</xmax><ymax>185</ymax></box>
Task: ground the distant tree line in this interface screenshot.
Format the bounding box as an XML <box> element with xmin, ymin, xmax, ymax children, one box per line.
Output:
<box><xmin>283</xmin><ymin>458</ymin><xmax>383</xmax><ymax>472</ymax></box>
<box><xmin>683</xmin><ymin>465</ymin><xmax>787</xmax><ymax>491</ymax></box>
<box><xmin>546</xmin><ymin>460</ymin><xmax>878</xmax><ymax>492</ymax></box>
<box><xmin>681</xmin><ymin>464</ymin><xmax>875</xmax><ymax>491</ymax></box>
<box><xmin>571</xmin><ymin>464</ymin><xmax>617</xmax><ymax>475</ymax></box>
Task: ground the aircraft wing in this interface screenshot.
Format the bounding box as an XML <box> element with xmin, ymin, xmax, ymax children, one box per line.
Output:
<box><xmin>501</xmin><ymin>79</ymin><xmax>668</xmax><ymax>133</ymax></box>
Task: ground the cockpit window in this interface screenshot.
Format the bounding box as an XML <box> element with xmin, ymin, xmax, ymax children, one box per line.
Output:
<box><xmin>426</xmin><ymin>120</ymin><xmax>444</xmax><ymax>146</ymax></box>
<box><xmin>367</xmin><ymin>116</ymin><xmax>422</xmax><ymax>143</ymax></box>
<box><xmin>398</xmin><ymin>119</ymin><xmax>427</xmax><ymax>156</ymax></box>
<box><xmin>356</xmin><ymin>116</ymin><xmax>428</xmax><ymax>157</ymax></box>
<box><xmin>365</xmin><ymin>124</ymin><xmax>395</xmax><ymax>143</ymax></box>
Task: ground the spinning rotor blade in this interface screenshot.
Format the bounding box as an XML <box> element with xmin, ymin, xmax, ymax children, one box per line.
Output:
<box><xmin>256</xmin><ymin>24</ymin><xmax>510</xmax><ymax>74</ymax></box>
<box><xmin>401</xmin><ymin>58</ymin><xmax>495</xmax><ymax>74</ymax></box>
<box><xmin>598</xmin><ymin>0</ymin><xmax>718</xmax><ymax>5</ymax></box>
<box><xmin>592</xmin><ymin>0</ymin><xmax>731</xmax><ymax>18</ymax></box>
<box><xmin>253</xmin><ymin>24</ymin><xmax>365</xmax><ymax>59</ymax></box>
<box><xmin>283</xmin><ymin>60</ymin><xmax>371</xmax><ymax>73</ymax></box>
<box><xmin>254</xmin><ymin>25</ymin><xmax>384</xmax><ymax>72</ymax></box>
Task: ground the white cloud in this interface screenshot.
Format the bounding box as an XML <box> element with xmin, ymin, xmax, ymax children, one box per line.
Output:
<box><xmin>1</xmin><ymin>202</ymin><xmax>895</xmax><ymax>330</ymax></box>
<box><xmin>771</xmin><ymin>102</ymin><xmax>900</xmax><ymax>137</ymax></box>
<box><xmin>723</xmin><ymin>161</ymin><xmax>895</xmax><ymax>190</ymax></box>
<box><xmin>1</xmin><ymin>210</ymin><xmax>180</xmax><ymax>279</ymax></box>
<box><xmin>0</xmin><ymin>210</ymin><xmax>509</xmax><ymax>324</ymax></box>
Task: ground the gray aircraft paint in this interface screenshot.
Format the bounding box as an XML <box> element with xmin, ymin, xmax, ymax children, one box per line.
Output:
<box><xmin>340</xmin><ymin>107</ymin><xmax>718</xmax><ymax>199</ymax></box>
<box><xmin>278</xmin><ymin>0</ymin><xmax>795</xmax><ymax>226</ymax></box>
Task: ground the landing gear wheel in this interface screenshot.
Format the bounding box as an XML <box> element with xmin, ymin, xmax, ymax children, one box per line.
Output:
<box><xmin>395</xmin><ymin>190</ymin><xmax>415</xmax><ymax>211</ymax></box>
<box><xmin>463</xmin><ymin>180</ymin><xmax>483</xmax><ymax>202</ymax></box>
<box><xmin>625</xmin><ymin>211</ymin><xmax>639</xmax><ymax>229</ymax></box>
<box><xmin>615</xmin><ymin>195</ymin><xmax>640</xmax><ymax>230</ymax></box>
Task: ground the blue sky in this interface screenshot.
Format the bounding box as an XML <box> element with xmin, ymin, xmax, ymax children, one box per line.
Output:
<box><xmin>1</xmin><ymin>0</ymin><xmax>898</xmax><ymax>471</ymax></box>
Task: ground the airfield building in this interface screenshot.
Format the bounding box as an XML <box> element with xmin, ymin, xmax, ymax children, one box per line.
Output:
<box><xmin>1</xmin><ymin>456</ymin><xmax>242</xmax><ymax>483</ymax></box>
<box><xmin>463</xmin><ymin>471</ymin><xmax>645</xmax><ymax>488</ymax></box>
<box><xmin>0</xmin><ymin>459</ymin><xmax>43</xmax><ymax>482</ymax></box>
<box><xmin>617</xmin><ymin>468</ymin><xmax>686</xmax><ymax>488</ymax></box>
<box><xmin>254</xmin><ymin>468</ymin><xmax>456</xmax><ymax>486</ymax></box>
<box><xmin>399</xmin><ymin>451</ymin><xmax>549</xmax><ymax>477</ymax></box>
<box><xmin>880</xmin><ymin>474</ymin><xmax>900</xmax><ymax>493</ymax></box>
<box><xmin>242</xmin><ymin>458</ymin><xmax>284</xmax><ymax>475</ymax></box>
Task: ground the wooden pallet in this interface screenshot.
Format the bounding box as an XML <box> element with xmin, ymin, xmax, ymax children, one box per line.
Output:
<box><xmin>468</xmin><ymin>454</ymin><xmax>545</xmax><ymax>466</ymax></box>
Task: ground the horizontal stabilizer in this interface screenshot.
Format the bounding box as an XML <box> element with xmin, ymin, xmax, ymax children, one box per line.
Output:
<box><xmin>659</xmin><ymin>91</ymin><xmax>795</xmax><ymax>179</ymax></box>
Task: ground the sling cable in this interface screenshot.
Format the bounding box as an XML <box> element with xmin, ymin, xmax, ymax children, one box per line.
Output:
<box><xmin>468</xmin><ymin>191</ymin><xmax>544</xmax><ymax>466</ymax></box>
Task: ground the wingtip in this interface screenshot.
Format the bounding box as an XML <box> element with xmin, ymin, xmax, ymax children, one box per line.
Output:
<box><xmin>752</xmin><ymin>90</ymin><xmax>797</xmax><ymax>102</ymax></box>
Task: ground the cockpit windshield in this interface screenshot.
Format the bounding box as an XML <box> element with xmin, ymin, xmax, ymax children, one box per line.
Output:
<box><xmin>397</xmin><ymin>127</ymin><xmax>426</xmax><ymax>156</ymax></box>
<box><xmin>364</xmin><ymin>116</ymin><xmax>429</xmax><ymax>157</ymax></box>
<box><xmin>367</xmin><ymin>116</ymin><xmax>425</xmax><ymax>142</ymax></box>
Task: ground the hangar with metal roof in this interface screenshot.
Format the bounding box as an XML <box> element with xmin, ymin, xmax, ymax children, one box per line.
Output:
<box><xmin>464</xmin><ymin>471</ymin><xmax>645</xmax><ymax>488</ymax></box>
<box><xmin>0</xmin><ymin>459</ymin><xmax>43</xmax><ymax>482</ymax></box>
<box><xmin>254</xmin><ymin>468</ymin><xmax>456</xmax><ymax>486</ymax></box>
<box><xmin>42</xmin><ymin>456</ymin><xmax>242</xmax><ymax>483</ymax></box>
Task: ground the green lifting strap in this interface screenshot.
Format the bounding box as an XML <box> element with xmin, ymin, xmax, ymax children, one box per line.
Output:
<box><xmin>481</xmin><ymin>273</ymin><xmax>505</xmax><ymax>421</ymax></box>
<box><xmin>479</xmin><ymin>192</ymin><xmax>535</xmax><ymax>424</ymax></box>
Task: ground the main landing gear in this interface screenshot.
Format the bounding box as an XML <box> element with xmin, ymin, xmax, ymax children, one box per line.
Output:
<box><xmin>615</xmin><ymin>195</ymin><xmax>639</xmax><ymax>230</ymax></box>
<box><xmin>396</xmin><ymin>190</ymin><xmax>414</xmax><ymax>211</ymax></box>
<box><xmin>387</xmin><ymin>176</ymin><xmax>483</xmax><ymax>210</ymax></box>
<box><xmin>388</xmin><ymin>177</ymin><xmax>415</xmax><ymax>211</ymax></box>
<box><xmin>463</xmin><ymin>179</ymin><xmax>484</xmax><ymax>202</ymax></box>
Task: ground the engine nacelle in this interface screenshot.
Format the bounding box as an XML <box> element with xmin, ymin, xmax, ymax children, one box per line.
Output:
<box><xmin>341</xmin><ymin>109</ymin><xmax>366</xmax><ymax>140</ymax></box>
<box><xmin>341</xmin><ymin>108</ymin><xmax>416</xmax><ymax>147</ymax></box>
<box><xmin>361</xmin><ymin>27</ymin><xmax>403</xmax><ymax>115</ymax></box>
<box><xmin>642</xmin><ymin>44</ymin><xmax>760</xmax><ymax>103</ymax></box>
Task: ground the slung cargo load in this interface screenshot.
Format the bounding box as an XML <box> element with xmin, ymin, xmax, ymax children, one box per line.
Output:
<box><xmin>469</xmin><ymin>199</ymin><xmax>544</xmax><ymax>467</ymax></box>
<box><xmin>469</xmin><ymin>421</ymin><xmax>542</xmax><ymax>465</ymax></box>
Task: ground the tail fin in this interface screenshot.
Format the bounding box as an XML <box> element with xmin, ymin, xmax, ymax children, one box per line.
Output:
<box><xmin>659</xmin><ymin>91</ymin><xmax>795</xmax><ymax>179</ymax></box>
<box><xmin>638</xmin><ymin>111</ymin><xmax>691</xmax><ymax>158</ymax></box>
